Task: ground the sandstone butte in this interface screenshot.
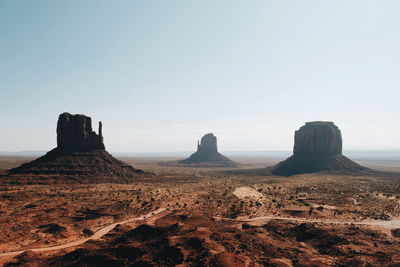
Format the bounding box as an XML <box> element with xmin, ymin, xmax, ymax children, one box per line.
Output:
<box><xmin>9</xmin><ymin>112</ymin><xmax>149</xmax><ymax>180</ymax></box>
<box><xmin>179</xmin><ymin>133</ymin><xmax>238</xmax><ymax>167</ymax></box>
<box><xmin>272</xmin><ymin>121</ymin><xmax>367</xmax><ymax>176</ymax></box>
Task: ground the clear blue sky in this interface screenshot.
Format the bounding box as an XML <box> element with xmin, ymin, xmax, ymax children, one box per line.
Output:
<box><xmin>1</xmin><ymin>1</ymin><xmax>399</xmax><ymax>152</ymax></box>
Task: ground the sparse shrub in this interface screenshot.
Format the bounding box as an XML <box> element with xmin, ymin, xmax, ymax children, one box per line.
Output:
<box><xmin>308</xmin><ymin>207</ymin><xmax>314</xmax><ymax>215</ymax></box>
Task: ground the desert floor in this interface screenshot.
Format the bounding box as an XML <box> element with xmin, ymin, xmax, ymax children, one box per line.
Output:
<box><xmin>0</xmin><ymin>155</ymin><xmax>399</xmax><ymax>266</ymax></box>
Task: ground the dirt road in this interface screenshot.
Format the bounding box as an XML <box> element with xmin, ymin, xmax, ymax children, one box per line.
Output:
<box><xmin>216</xmin><ymin>215</ymin><xmax>400</xmax><ymax>229</ymax></box>
<box><xmin>2</xmin><ymin>208</ymin><xmax>399</xmax><ymax>259</ymax></box>
<box><xmin>0</xmin><ymin>208</ymin><xmax>167</xmax><ymax>258</ymax></box>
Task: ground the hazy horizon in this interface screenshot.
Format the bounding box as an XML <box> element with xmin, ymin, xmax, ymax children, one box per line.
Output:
<box><xmin>1</xmin><ymin>1</ymin><xmax>400</xmax><ymax>152</ymax></box>
<box><xmin>3</xmin><ymin>149</ymin><xmax>400</xmax><ymax>160</ymax></box>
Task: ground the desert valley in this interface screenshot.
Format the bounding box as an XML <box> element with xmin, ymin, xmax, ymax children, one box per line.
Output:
<box><xmin>0</xmin><ymin>114</ymin><xmax>399</xmax><ymax>267</ymax></box>
<box><xmin>1</xmin><ymin>2</ymin><xmax>400</xmax><ymax>266</ymax></box>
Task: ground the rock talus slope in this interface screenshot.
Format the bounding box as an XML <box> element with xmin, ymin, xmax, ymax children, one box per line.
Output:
<box><xmin>9</xmin><ymin>112</ymin><xmax>148</xmax><ymax>180</ymax></box>
<box><xmin>179</xmin><ymin>133</ymin><xmax>237</xmax><ymax>167</ymax></box>
<box><xmin>272</xmin><ymin>121</ymin><xmax>366</xmax><ymax>176</ymax></box>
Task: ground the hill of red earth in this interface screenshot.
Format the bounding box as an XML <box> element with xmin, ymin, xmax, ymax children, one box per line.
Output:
<box><xmin>180</xmin><ymin>150</ymin><xmax>237</xmax><ymax>167</ymax></box>
<box><xmin>5</xmin><ymin>209</ymin><xmax>400</xmax><ymax>266</ymax></box>
<box><xmin>163</xmin><ymin>133</ymin><xmax>238</xmax><ymax>167</ymax></box>
<box><xmin>7</xmin><ymin>149</ymin><xmax>148</xmax><ymax>182</ymax></box>
<box><xmin>4</xmin><ymin>113</ymin><xmax>150</xmax><ymax>183</ymax></box>
<box><xmin>271</xmin><ymin>154</ymin><xmax>367</xmax><ymax>176</ymax></box>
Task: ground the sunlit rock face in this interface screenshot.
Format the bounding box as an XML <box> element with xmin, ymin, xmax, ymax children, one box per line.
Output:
<box><xmin>57</xmin><ymin>112</ymin><xmax>105</xmax><ymax>151</ymax></box>
<box><xmin>272</xmin><ymin>122</ymin><xmax>365</xmax><ymax>176</ymax></box>
<box><xmin>294</xmin><ymin>121</ymin><xmax>342</xmax><ymax>157</ymax></box>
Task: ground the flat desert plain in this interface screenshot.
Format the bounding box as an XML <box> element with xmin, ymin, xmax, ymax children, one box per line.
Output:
<box><xmin>0</xmin><ymin>155</ymin><xmax>400</xmax><ymax>266</ymax></box>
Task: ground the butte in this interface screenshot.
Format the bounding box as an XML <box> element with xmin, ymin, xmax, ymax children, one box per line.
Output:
<box><xmin>8</xmin><ymin>112</ymin><xmax>149</xmax><ymax>182</ymax></box>
<box><xmin>272</xmin><ymin>121</ymin><xmax>367</xmax><ymax>176</ymax></box>
<box><xmin>178</xmin><ymin>133</ymin><xmax>238</xmax><ymax>167</ymax></box>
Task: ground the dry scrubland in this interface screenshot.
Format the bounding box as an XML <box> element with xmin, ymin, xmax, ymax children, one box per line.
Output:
<box><xmin>1</xmin><ymin>156</ymin><xmax>400</xmax><ymax>266</ymax></box>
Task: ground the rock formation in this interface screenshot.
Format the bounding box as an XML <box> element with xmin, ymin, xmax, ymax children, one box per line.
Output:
<box><xmin>294</xmin><ymin>122</ymin><xmax>342</xmax><ymax>157</ymax></box>
<box><xmin>272</xmin><ymin>121</ymin><xmax>366</xmax><ymax>176</ymax></box>
<box><xmin>178</xmin><ymin>133</ymin><xmax>237</xmax><ymax>167</ymax></box>
<box><xmin>9</xmin><ymin>113</ymin><xmax>148</xmax><ymax>181</ymax></box>
<box><xmin>197</xmin><ymin>133</ymin><xmax>218</xmax><ymax>153</ymax></box>
<box><xmin>56</xmin><ymin>113</ymin><xmax>105</xmax><ymax>151</ymax></box>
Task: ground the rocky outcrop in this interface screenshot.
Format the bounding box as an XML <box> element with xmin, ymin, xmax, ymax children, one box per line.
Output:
<box><xmin>294</xmin><ymin>122</ymin><xmax>342</xmax><ymax>157</ymax></box>
<box><xmin>57</xmin><ymin>113</ymin><xmax>105</xmax><ymax>151</ymax></box>
<box><xmin>178</xmin><ymin>133</ymin><xmax>237</xmax><ymax>167</ymax></box>
<box><xmin>197</xmin><ymin>133</ymin><xmax>218</xmax><ymax>153</ymax></box>
<box><xmin>9</xmin><ymin>112</ymin><xmax>149</xmax><ymax>181</ymax></box>
<box><xmin>272</xmin><ymin>122</ymin><xmax>366</xmax><ymax>176</ymax></box>
<box><xmin>9</xmin><ymin>149</ymin><xmax>147</xmax><ymax>180</ymax></box>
